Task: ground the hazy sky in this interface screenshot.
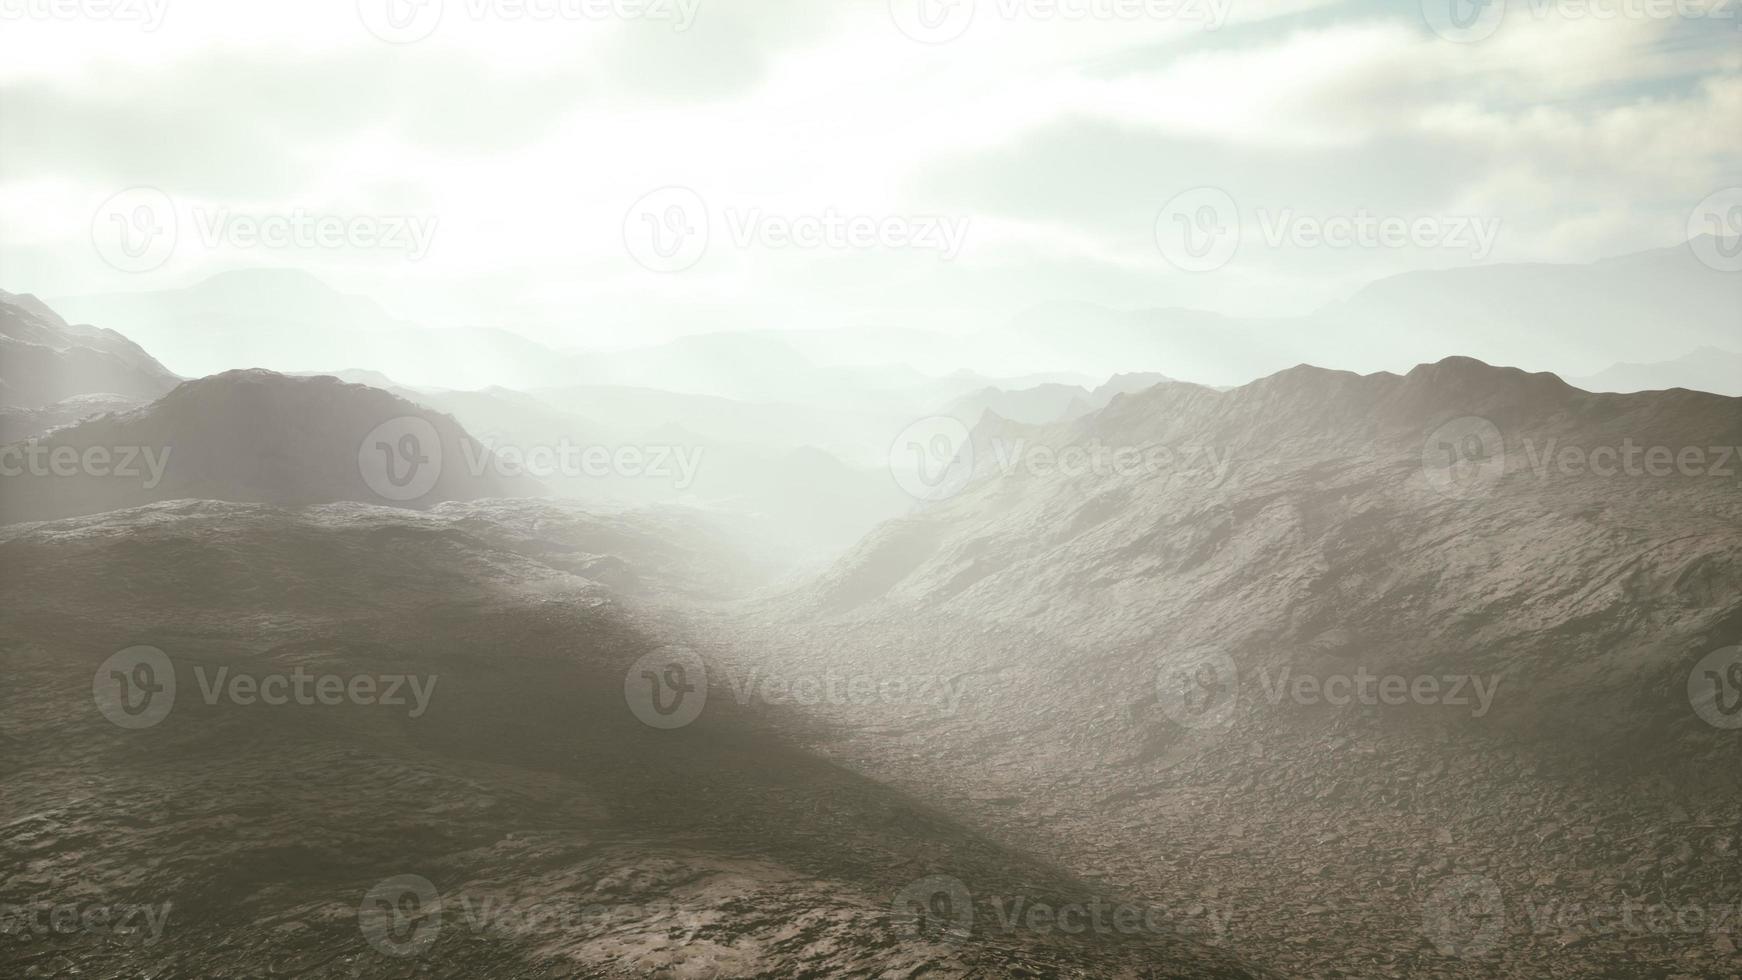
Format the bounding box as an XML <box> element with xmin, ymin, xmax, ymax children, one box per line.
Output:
<box><xmin>1</xmin><ymin>0</ymin><xmax>1737</xmax><ymax>349</ymax></box>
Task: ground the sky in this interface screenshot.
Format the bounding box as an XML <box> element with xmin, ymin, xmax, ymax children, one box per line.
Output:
<box><xmin>1</xmin><ymin>0</ymin><xmax>1738</xmax><ymax>351</ymax></box>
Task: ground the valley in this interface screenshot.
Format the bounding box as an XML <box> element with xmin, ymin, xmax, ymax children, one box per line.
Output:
<box><xmin>3</xmin><ymin>286</ymin><xmax>1738</xmax><ymax>979</ymax></box>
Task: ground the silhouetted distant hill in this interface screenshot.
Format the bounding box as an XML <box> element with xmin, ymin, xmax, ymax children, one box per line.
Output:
<box><xmin>0</xmin><ymin>370</ymin><xmax>539</xmax><ymax>524</ymax></box>
<box><xmin>1572</xmin><ymin>347</ymin><xmax>1742</xmax><ymax>396</ymax></box>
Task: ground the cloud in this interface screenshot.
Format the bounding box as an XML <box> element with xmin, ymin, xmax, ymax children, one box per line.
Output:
<box><xmin>0</xmin><ymin>0</ymin><xmax>1735</xmax><ymax>345</ymax></box>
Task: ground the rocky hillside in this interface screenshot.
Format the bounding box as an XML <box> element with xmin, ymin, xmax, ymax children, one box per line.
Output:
<box><xmin>729</xmin><ymin>356</ymin><xmax>1742</xmax><ymax>977</ymax></box>
<box><xmin>0</xmin><ymin>291</ymin><xmax>178</xmax><ymax>408</ymax></box>
<box><xmin>0</xmin><ymin>500</ymin><xmax>1262</xmax><ymax>979</ymax></box>
<box><xmin>0</xmin><ymin>370</ymin><xmax>541</xmax><ymax>525</ymax></box>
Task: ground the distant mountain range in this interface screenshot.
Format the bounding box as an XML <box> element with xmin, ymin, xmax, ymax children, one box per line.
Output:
<box><xmin>53</xmin><ymin>270</ymin><xmax>573</xmax><ymax>391</ymax></box>
<box><xmin>45</xmin><ymin>238</ymin><xmax>1740</xmax><ymax>398</ymax></box>
<box><xmin>1572</xmin><ymin>347</ymin><xmax>1742</xmax><ymax>396</ymax></box>
<box><xmin>943</xmin><ymin>372</ymin><xmax>1175</xmax><ymax>426</ymax></box>
<box><xmin>1007</xmin><ymin>238</ymin><xmax>1740</xmax><ymax>387</ymax></box>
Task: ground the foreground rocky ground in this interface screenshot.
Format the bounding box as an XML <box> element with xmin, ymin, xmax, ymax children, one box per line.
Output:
<box><xmin>692</xmin><ymin>608</ymin><xmax>1742</xmax><ymax>980</ymax></box>
<box><xmin>0</xmin><ymin>501</ymin><xmax>1258</xmax><ymax>979</ymax></box>
<box><xmin>676</xmin><ymin>361</ymin><xmax>1742</xmax><ymax>978</ymax></box>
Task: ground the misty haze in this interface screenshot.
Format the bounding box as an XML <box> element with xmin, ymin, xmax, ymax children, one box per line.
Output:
<box><xmin>2</xmin><ymin>1</ymin><xmax>1740</xmax><ymax>978</ymax></box>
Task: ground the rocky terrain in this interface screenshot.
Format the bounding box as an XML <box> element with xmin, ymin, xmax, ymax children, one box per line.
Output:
<box><xmin>0</xmin><ymin>369</ymin><xmax>540</xmax><ymax>525</ymax></box>
<box><xmin>0</xmin><ymin>500</ymin><xmax>1261</xmax><ymax>979</ymax></box>
<box><xmin>0</xmin><ymin>393</ymin><xmax>146</xmax><ymax>443</ymax></box>
<box><xmin>696</xmin><ymin>356</ymin><xmax>1742</xmax><ymax>978</ymax></box>
<box><xmin>0</xmin><ymin>291</ymin><xmax>178</xmax><ymax>409</ymax></box>
<box><xmin>3</xmin><ymin>319</ymin><xmax>1738</xmax><ymax>979</ymax></box>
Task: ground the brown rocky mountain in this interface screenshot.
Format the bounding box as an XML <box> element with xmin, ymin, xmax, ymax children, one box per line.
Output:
<box><xmin>0</xmin><ymin>369</ymin><xmax>540</xmax><ymax>525</ymax></box>
<box><xmin>5</xmin><ymin>346</ymin><xmax>1737</xmax><ymax>978</ymax></box>
<box><xmin>714</xmin><ymin>357</ymin><xmax>1742</xmax><ymax>978</ymax></box>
